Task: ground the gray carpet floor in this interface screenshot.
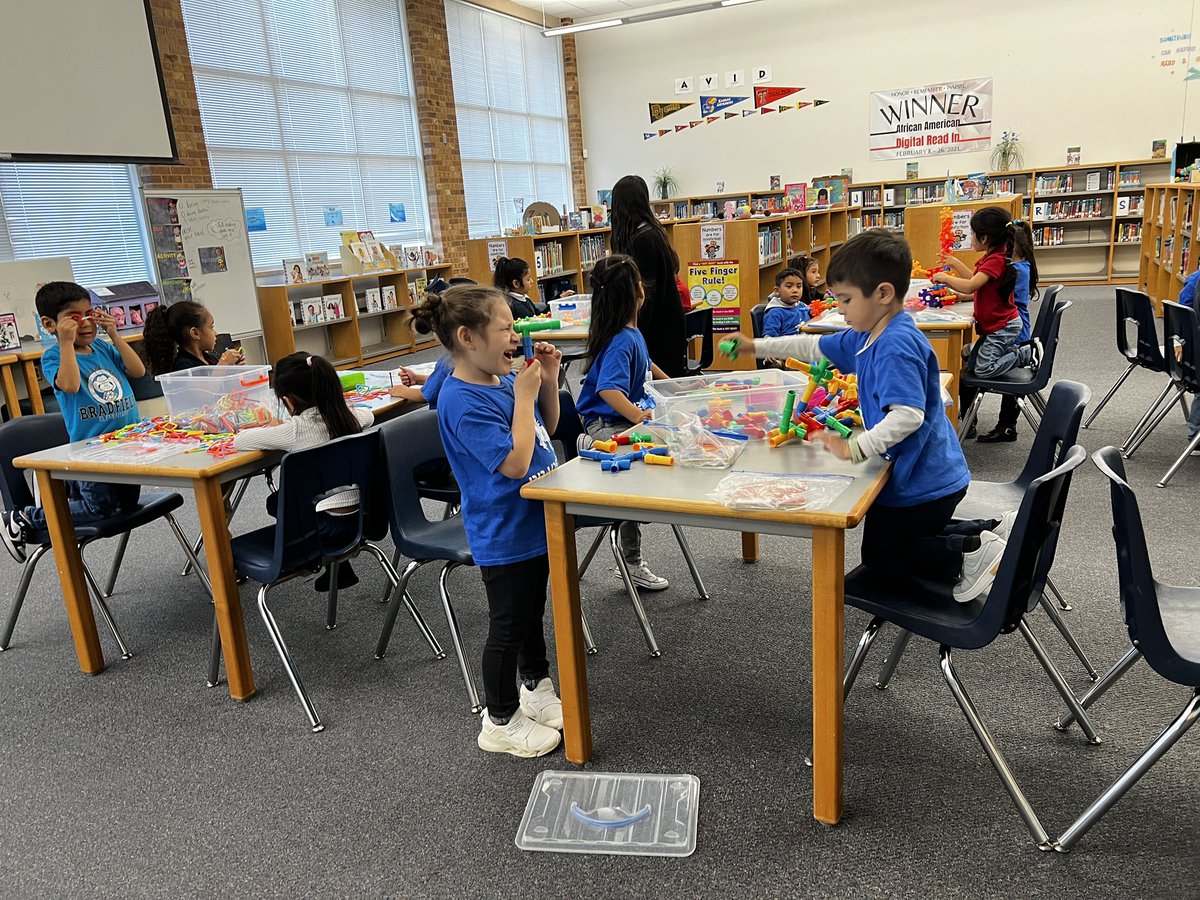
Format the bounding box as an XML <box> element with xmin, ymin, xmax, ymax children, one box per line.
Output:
<box><xmin>2</xmin><ymin>285</ymin><xmax>1199</xmax><ymax>898</ymax></box>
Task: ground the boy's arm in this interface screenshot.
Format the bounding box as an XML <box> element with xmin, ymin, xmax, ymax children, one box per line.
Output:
<box><xmin>92</xmin><ymin>308</ymin><xmax>146</xmax><ymax>378</ymax></box>
<box><xmin>750</xmin><ymin>333</ymin><xmax>824</xmax><ymax>362</ymax></box>
<box><xmin>816</xmin><ymin>405</ymin><xmax>924</xmax><ymax>462</ymax></box>
<box><xmin>388</xmin><ymin>384</ymin><xmax>426</xmax><ymax>402</ymax></box>
<box><xmin>55</xmin><ymin>341</ymin><xmax>81</xmax><ymax>393</ymax></box>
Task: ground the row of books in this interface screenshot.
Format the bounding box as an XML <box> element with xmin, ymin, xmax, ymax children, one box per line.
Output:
<box><xmin>1117</xmin><ymin>196</ymin><xmax>1144</xmax><ymax>216</ymax></box>
<box><xmin>1116</xmin><ymin>222</ymin><xmax>1143</xmax><ymax>243</ymax></box>
<box><xmin>579</xmin><ymin>234</ymin><xmax>608</xmax><ymax>270</ymax></box>
<box><xmin>757</xmin><ymin>225</ymin><xmax>784</xmax><ymax>264</ymax></box>
<box><xmin>1180</xmin><ymin>236</ymin><xmax>1192</xmax><ymax>274</ymax></box>
<box><xmin>1118</xmin><ymin>170</ymin><xmax>1143</xmax><ymax>187</ymax></box>
<box><xmin>1034</xmin><ymin>171</ymin><xmax>1115</xmax><ymax>194</ymax></box>
<box><xmin>534</xmin><ymin>241</ymin><xmax>566</xmax><ymax>277</ymax></box>
<box><xmin>1033</xmin><ymin>199</ymin><xmax>1105</xmax><ymax>220</ymax></box>
<box><xmin>905</xmin><ymin>185</ymin><xmax>946</xmax><ymax>206</ymax></box>
<box><xmin>292</xmin><ymin>295</ymin><xmax>349</xmax><ymax>326</ymax></box>
<box><xmin>1031</xmin><ymin>227</ymin><xmax>1068</xmax><ymax>247</ymax></box>
<box><xmin>281</xmin><ymin>241</ymin><xmax>442</xmax><ymax>285</ymax></box>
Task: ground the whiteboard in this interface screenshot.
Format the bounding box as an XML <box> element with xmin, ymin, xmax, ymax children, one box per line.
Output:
<box><xmin>0</xmin><ymin>257</ymin><xmax>75</xmax><ymax>340</ymax></box>
<box><xmin>0</xmin><ymin>0</ymin><xmax>175</xmax><ymax>162</ymax></box>
<box><xmin>142</xmin><ymin>189</ymin><xmax>263</xmax><ymax>339</ymax></box>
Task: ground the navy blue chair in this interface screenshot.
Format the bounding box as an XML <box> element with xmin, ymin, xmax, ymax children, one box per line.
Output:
<box><xmin>838</xmin><ymin>444</ymin><xmax>1092</xmax><ymax>849</ymax></box>
<box><xmin>219</xmin><ymin>428</ymin><xmax>438</xmax><ymax>731</ymax></box>
<box><xmin>1053</xmin><ymin>447</ymin><xmax>1200</xmax><ymax>851</ymax></box>
<box><xmin>1083</xmin><ymin>289</ymin><xmax>1172</xmax><ymax>434</ymax></box>
<box><xmin>0</xmin><ymin>414</ymin><xmax>202</xmax><ymax>658</ymax></box>
<box><xmin>684</xmin><ymin>306</ymin><xmax>714</xmax><ymax>375</ymax></box>
<box><xmin>958</xmin><ymin>287</ymin><xmax>1068</xmax><ymax>442</ymax></box>
<box><xmin>750</xmin><ymin>302</ymin><xmax>771</xmax><ymax>370</ymax></box>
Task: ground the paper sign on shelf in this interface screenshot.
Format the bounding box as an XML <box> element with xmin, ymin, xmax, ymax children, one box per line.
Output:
<box><xmin>687</xmin><ymin>260</ymin><xmax>741</xmax><ymax>333</ymax></box>
<box><xmin>487</xmin><ymin>240</ymin><xmax>508</xmax><ymax>269</ymax></box>
<box><xmin>700</xmin><ymin>223</ymin><xmax>725</xmax><ymax>259</ymax></box>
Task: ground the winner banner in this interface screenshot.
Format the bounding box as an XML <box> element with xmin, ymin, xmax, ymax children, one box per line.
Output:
<box><xmin>869</xmin><ymin>77</ymin><xmax>992</xmax><ymax>160</ymax></box>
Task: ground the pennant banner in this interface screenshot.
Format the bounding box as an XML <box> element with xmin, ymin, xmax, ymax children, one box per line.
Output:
<box><xmin>675</xmin><ymin>124</ymin><xmax>689</xmax><ymax>132</ymax></box>
<box><xmin>814</xmin><ymin>99</ymin><xmax>830</xmax><ymax>106</ymax></box>
<box><xmin>699</xmin><ymin>95</ymin><xmax>747</xmax><ymax>116</ymax></box>
<box><xmin>742</xmin><ymin>110</ymin><xmax>756</xmax><ymax>117</ymax></box>
<box><xmin>643</xmin><ymin>132</ymin><xmax>656</xmax><ymax>140</ymax></box>
<box><xmin>778</xmin><ymin>104</ymin><xmax>794</xmax><ymax>112</ymax></box>
<box><xmin>724</xmin><ymin>111</ymin><xmax>739</xmax><ymax>119</ymax></box>
<box><xmin>706</xmin><ymin>116</ymin><xmax>719</xmax><ymax>124</ymax></box>
<box><xmin>658</xmin><ymin>129</ymin><xmax>671</xmax><ymax>136</ymax></box>
<box><xmin>689</xmin><ymin>120</ymin><xmax>702</xmax><ymax>128</ymax></box>
<box><xmin>760</xmin><ymin>107</ymin><xmax>775</xmax><ymax>114</ymax></box>
<box><xmin>649</xmin><ymin>102</ymin><xmax>694</xmax><ymax>123</ymax></box>
<box><xmin>754</xmin><ymin>85</ymin><xmax>803</xmax><ymax>108</ymax></box>
<box><xmin>797</xmin><ymin>102</ymin><xmax>813</xmax><ymax>110</ymax></box>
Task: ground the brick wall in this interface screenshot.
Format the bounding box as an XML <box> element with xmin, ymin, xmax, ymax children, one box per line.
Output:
<box><xmin>405</xmin><ymin>0</ymin><xmax>468</xmax><ymax>274</ymax></box>
<box><xmin>560</xmin><ymin>25</ymin><xmax>589</xmax><ymax>211</ymax></box>
<box><xmin>139</xmin><ymin>0</ymin><xmax>212</xmax><ymax>190</ymax></box>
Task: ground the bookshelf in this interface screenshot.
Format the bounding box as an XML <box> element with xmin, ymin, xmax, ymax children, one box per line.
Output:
<box><xmin>1139</xmin><ymin>183</ymin><xmax>1200</xmax><ymax>313</ymax></box>
<box><xmin>255</xmin><ymin>264</ymin><xmax>451</xmax><ymax>367</ymax></box>
<box><xmin>853</xmin><ymin>156</ymin><xmax>1171</xmax><ymax>285</ymax></box>
<box><xmin>906</xmin><ymin>196</ymin><xmax>1024</xmax><ymax>271</ymax></box>
<box><xmin>466</xmin><ymin>228</ymin><xmax>613</xmax><ymax>302</ymax></box>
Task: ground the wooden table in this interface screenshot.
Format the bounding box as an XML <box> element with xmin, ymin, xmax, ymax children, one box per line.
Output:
<box><xmin>0</xmin><ymin>353</ymin><xmax>21</xmax><ymax>418</ymax></box>
<box><xmin>522</xmin><ymin>439</ymin><xmax>889</xmax><ymax>826</ymax></box>
<box><xmin>15</xmin><ymin>344</ymin><xmax>46</xmax><ymax>415</ymax></box>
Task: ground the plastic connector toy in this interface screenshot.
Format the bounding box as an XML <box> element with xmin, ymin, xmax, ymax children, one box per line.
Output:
<box><xmin>718</xmin><ymin>337</ymin><xmax>741</xmax><ymax>360</ymax></box>
<box><xmin>592</xmin><ymin>439</ymin><xmax>618</xmax><ymax>453</ymax></box>
<box><xmin>644</xmin><ymin>453</ymin><xmax>674</xmax><ymax>466</ymax></box>
<box><xmin>513</xmin><ymin>318</ymin><xmax>563</xmax><ymax>362</ymax></box>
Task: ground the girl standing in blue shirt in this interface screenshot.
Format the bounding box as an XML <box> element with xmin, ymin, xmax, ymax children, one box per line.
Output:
<box><xmin>576</xmin><ymin>255</ymin><xmax>671</xmax><ymax>591</ymax></box>
<box><xmin>410</xmin><ymin>285</ymin><xmax>564</xmax><ymax>758</ymax></box>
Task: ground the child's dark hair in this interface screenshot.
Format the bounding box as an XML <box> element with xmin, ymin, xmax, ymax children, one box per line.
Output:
<box><xmin>493</xmin><ymin>257</ymin><xmax>529</xmax><ymax>292</ymax></box>
<box><xmin>143</xmin><ymin>300</ymin><xmax>207</xmax><ymax>374</ymax></box>
<box><xmin>35</xmin><ymin>282</ymin><xmax>90</xmax><ymax>320</ymax></box>
<box><xmin>585</xmin><ymin>255</ymin><xmax>642</xmax><ymax>370</ymax></box>
<box><xmin>272</xmin><ymin>352</ymin><xmax>361</xmax><ymax>439</ymax></box>
<box><xmin>969</xmin><ymin>206</ymin><xmax>1018</xmax><ymax>300</ymax></box>
<box><xmin>775</xmin><ymin>267</ymin><xmax>804</xmax><ymax>288</ymax></box>
<box><xmin>1008</xmin><ymin>219</ymin><xmax>1040</xmax><ymax>303</ymax></box>
<box><xmin>826</xmin><ymin>229</ymin><xmax>911</xmax><ymax>301</ymax></box>
<box><xmin>410</xmin><ymin>284</ymin><xmax>506</xmax><ymax>352</ymax></box>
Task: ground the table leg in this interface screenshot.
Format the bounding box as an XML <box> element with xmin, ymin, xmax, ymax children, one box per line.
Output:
<box><xmin>0</xmin><ymin>364</ymin><xmax>20</xmax><ymax>418</ymax></box>
<box><xmin>545</xmin><ymin>501</ymin><xmax>592</xmax><ymax>764</ymax></box>
<box><xmin>811</xmin><ymin>525</ymin><xmax>845</xmax><ymax>825</ymax></box>
<box><xmin>195</xmin><ymin>476</ymin><xmax>255</xmax><ymax>701</ymax></box>
<box><xmin>741</xmin><ymin>532</ymin><xmax>759</xmax><ymax>562</ymax></box>
<box><xmin>20</xmin><ymin>360</ymin><xmax>44</xmax><ymax>414</ymax></box>
<box><xmin>945</xmin><ymin>329</ymin><xmax>964</xmax><ymax>421</ymax></box>
<box><xmin>36</xmin><ymin>472</ymin><xmax>103</xmax><ymax>673</ymax></box>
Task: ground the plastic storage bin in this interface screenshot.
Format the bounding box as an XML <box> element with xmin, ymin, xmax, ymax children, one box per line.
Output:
<box><xmin>156</xmin><ymin>365</ymin><xmax>274</xmax><ymax>432</ymax></box>
<box><xmin>550</xmin><ymin>296</ymin><xmax>590</xmax><ymax>325</ymax></box>
<box><xmin>646</xmin><ymin>369</ymin><xmax>811</xmax><ymax>439</ymax></box>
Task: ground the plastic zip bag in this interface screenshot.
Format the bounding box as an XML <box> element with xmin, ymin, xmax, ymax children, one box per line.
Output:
<box><xmin>708</xmin><ymin>471</ymin><xmax>853</xmax><ymax>511</ymax></box>
<box><xmin>646</xmin><ymin>409</ymin><xmax>746</xmax><ymax>468</ymax></box>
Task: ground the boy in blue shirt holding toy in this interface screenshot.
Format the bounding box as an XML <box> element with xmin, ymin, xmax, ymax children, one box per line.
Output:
<box><xmin>1</xmin><ymin>282</ymin><xmax>144</xmax><ymax>561</ymax></box>
<box><xmin>726</xmin><ymin>229</ymin><xmax>1008</xmax><ymax>602</ymax></box>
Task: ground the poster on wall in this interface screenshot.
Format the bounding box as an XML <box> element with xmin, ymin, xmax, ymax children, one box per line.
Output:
<box><xmin>951</xmin><ymin>210</ymin><xmax>974</xmax><ymax>251</ymax></box>
<box><xmin>700</xmin><ymin>223</ymin><xmax>725</xmax><ymax>259</ymax></box>
<box><xmin>687</xmin><ymin>260</ymin><xmax>740</xmax><ymax>333</ymax></box>
<box><xmin>869</xmin><ymin>77</ymin><xmax>992</xmax><ymax>160</ymax></box>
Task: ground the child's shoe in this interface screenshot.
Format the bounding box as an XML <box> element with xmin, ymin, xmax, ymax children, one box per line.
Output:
<box><xmin>314</xmin><ymin>560</ymin><xmax>358</xmax><ymax>593</ymax></box>
<box><xmin>990</xmin><ymin>509</ymin><xmax>1018</xmax><ymax>542</ymax></box>
<box><xmin>520</xmin><ymin>677</ymin><xmax>563</xmax><ymax>730</ymax></box>
<box><xmin>477</xmin><ymin>708</ymin><xmax>561</xmax><ymax>758</ymax></box>
<box><xmin>621</xmin><ymin>558</ymin><xmax>669</xmax><ymax>591</ymax></box>
<box><xmin>954</xmin><ymin>531</ymin><xmax>1006</xmax><ymax>603</ymax></box>
<box><xmin>1</xmin><ymin>509</ymin><xmax>30</xmax><ymax>564</ymax></box>
<box><xmin>977</xmin><ymin>425</ymin><xmax>1018</xmax><ymax>443</ymax></box>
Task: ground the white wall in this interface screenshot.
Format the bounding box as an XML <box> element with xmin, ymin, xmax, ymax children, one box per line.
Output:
<box><xmin>576</xmin><ymin>0</ymin><xmax>1200</xmax><ymax>198</ymax></box>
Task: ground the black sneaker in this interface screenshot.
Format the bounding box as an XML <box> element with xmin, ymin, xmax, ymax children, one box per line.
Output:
<box><xmin>978</xmin><ymin>426</ymin><xmax>1018</xmax><ymax>443</ymax></box>
<box><xmin>1</xmin><ymin>509</ymin><xmax>29</xmax><ymax>564</ymax></box>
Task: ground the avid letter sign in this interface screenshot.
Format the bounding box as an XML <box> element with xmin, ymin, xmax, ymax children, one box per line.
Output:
<box><xmin>869</xmin><ymin>77</ymin><xmax>992</xmax><ymax>160</ymax></box>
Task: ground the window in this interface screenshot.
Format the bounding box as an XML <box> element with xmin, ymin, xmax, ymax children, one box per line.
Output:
<box><xmin>0</xmin><ymin>163</ymin><xmax>152</xmax><ymax>286</ymax></box>
<box><xmin>445</xmin><ymin>0</ymin><xmax>573</xmax><ymax>238</ymax></box>
<box><xmin>181</xmin><ymin>0</ymin><xmax>430</xmax><ymax>269</ymax></box>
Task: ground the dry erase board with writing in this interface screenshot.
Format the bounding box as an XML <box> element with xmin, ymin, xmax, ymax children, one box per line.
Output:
<box><xmin>142</xmin><ymin>188</ymin><xmax>263</xmax><ymax>339</ymax></box>
<box><xmin>0</xmin><ymin>256</ymin><xmax>75</xmax><ymax>340</ymax></box>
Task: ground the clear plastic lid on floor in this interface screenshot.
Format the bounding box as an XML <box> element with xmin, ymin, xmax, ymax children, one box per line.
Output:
<box><xmin>515</xmin><ymin>770</ymin><xmax>700</xmax><ymax>857</ymax></box>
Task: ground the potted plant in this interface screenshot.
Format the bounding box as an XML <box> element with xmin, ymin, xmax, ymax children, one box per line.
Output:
<box><xmin>990</xmin><ymin>131</ymin><xmax>1024</xmax><ymax>172</ymax></box>
<box><xmin>653</xmin><ymin>166</ymin><xmax>680</xmax><ymax>200</ymax></box>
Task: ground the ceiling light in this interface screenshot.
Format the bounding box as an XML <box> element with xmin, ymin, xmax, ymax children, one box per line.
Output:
<box><xmin>543</xmin><ymin>0</ymin><xmax>765</xmax><ymax>37</ymax></box>
<box><xmin>543</xmin><ymin>18</ymin><xmax>623</xmax><ymax>36</ymax></box>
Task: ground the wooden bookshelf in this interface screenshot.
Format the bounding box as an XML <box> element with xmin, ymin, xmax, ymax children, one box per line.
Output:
<box><xmin>466</xmin><ymin>228</ymin><xmax>612</xmax><ymax>301</ymax></box>
<box><xmin>906</xmin><ymin>196</ymin><xmax>1023</xmax><ymax>271</ymax></box>
<box><xmin>1139</xmin><ymin>183</ymin><xmax>1200</xmax><ymax>313</ymax></box>
<box><xmin>254</xmin><ymin>264</ymin><xmax>451</xmax><ymax>367</ymax></box>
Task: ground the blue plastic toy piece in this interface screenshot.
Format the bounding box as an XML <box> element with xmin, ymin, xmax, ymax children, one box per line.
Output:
<box><xmin>569</xmin><ymin>802</ymin><xmax>652</xmax><ymax>829</ymax></box>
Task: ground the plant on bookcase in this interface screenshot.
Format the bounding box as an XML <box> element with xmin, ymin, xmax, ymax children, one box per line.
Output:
<box><xmin>989</xmin><ymin>130</ymin><xmax>1024</xmax><ymax>172</ymax></box>
<box><xmin>653</xmin><ymin>166</ymin><xmax>680</xmax><ymax>200</ymax></box>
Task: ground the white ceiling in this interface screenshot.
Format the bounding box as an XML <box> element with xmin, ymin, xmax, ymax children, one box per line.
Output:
<box><xmin>505</xmin><ymin>0</ymin><xmax>706</xmax><ymax>20</ymax></box>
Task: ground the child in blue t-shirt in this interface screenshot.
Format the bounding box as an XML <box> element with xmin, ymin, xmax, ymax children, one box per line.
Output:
<box><xmin>410</xmin><ymin>284</ymin><xmax>565</xmax><ymax>759</ymax></box>
<box><xmin>762</xmin><ymin>267</ymin><xmax>813</xmax><ymax>338</ymax></box>
<box><xmin>2</xmin><ymin>282</ymin><xmax>144</xmax><ymax>561</ymax></box>
<box><xmin>727</xmin><ymin>230</ymin><xmax>1010</xmax><ymax>603</ymax></box>
<box><xmin>390</xmin><ymin>354</ymin><xmax>452</xmax><ymax>409</ymax></box>
<box><xmin>576</xmin><ymin>255</ymin><xmax>671</xmax><ymax>591</ymax></box>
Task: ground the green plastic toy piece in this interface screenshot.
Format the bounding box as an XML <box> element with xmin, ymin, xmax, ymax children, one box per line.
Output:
<box><xmin>718</xmin><ymin>337</ymin><xmax>740</xmax><ymax>360</ymax></box>
<box><xmin>780</xmin><ymin>389</ymin><xmax>797</xmax><ymax>436</ymax></box>
<box><xmin>513</xmin><ymin>318</ymin><xmax>563</xmax><ymax>334</ymax></box>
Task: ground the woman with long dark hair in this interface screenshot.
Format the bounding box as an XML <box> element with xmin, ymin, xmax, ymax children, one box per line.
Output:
<box><xmin>609</xmin><ymin>175</ymin><xmax>687</xmax><ymax>377</ymax></box>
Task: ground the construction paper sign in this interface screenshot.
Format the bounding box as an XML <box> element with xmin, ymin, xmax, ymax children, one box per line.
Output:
<box><xmin>244</xmin><ymin>207</ymin><xmax>266</xmax><ymax>232</ymax></box>
<box><xmin>650</xmin><ymin>102</ymin><xmax>693</xmax><ymax>122</ymax></box>
<box><xmin>755</xmin><ymin>86</ymin><xmax>803</xmax><ymax>108</ymax></box>
<box><xmin>388</xmin><ymin>202</ymin><xmax>406</xmax><ymax>223</ymax></box>
<box><xmin>700</xmin><ymin>96</ymin><xmax>747</xmax><ymax>116</ymax></box>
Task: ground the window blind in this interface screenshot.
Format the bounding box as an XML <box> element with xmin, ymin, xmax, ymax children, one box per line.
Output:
<box><xmin>445</xmin><ymin>0</ymin><xmax>573</xmax><ymax>238</ymax></box>
<box><xmin>0</xmin><ymin>163</ymin><xmax>151</xmax><ymax>287</ymax></box>
<box><xmin>181</xmin><ymin>0</ymin><xmax>430</xmax><ymax>269</ymax></box>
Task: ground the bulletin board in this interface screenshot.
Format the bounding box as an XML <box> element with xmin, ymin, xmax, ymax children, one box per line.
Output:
<box><xmin>0</xmin><ymin>256</ymin><xmax>75</xmax><ymax>340</ymax></box>
<box><xmin>142</xmin><ymin>188</ymin><xmax>263</xmax><ymax>339</ymax></box>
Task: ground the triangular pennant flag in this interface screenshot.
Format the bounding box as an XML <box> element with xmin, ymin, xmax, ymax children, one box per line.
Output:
<box><xmin>754</xmin><ymin>85</ymin><xmax>803</xmax><ymax>108</ymax></box>
<box><xmin>1187</xmin><ymin>66</ymin><xmax>1200</xmax><ymax>81</ymax></box>
<box><xmin>675</xmin><ymin>124</ymin><xmax>689</xmax><ymax>132</ymax></box>
<box><xmin>724</xmin><ymin>111</ymin><xmax>739</xmax><ymax>119</ymax></box>
<box><xmin>795</xmin><ymin>102</ymin><xmax>813</xmax><ymax>110</ymax></box>
<box><xmin>649</xmin><ymin>102</ymin><xmax>694</xmax><ymax>123</ymax></box>
<box><xmin>658</xmin><ymin>129</ymin><xmax>671</xmax><ymax>137</ymax></box>
<box><xmin>643</xmin><ymin>132</ymin><xmax>656</xmax><ymax>140</ymax></box>
<box><xmin>813</xmin><ymin>99</ymin><xmax>830</xmax><ymax>106</ymax></box>
<box><xmin>778</xmin><ymin>104</ymin><xmax>794</xmax><ymax>112</ymax></box>
<box><xmin>742</xmin><ymin>110</ymin><xmax>756</xmax><ymax>117</ymax></box>
<box><xmin>760</xmin><ymin>107</ymin><xmax>775</xmax><ymax>114</ymax></box>
<box><xmin>689</xmin><ymin>120</ymin><xmax>702</xmax><ymax>128</ymax></box>
<box><xmin>706</xmin><ymin>116</ymin><xmax>719</xmax><ymax>124</ymax></box>
<box><xmin>699</xmin><ymin>95</ymin><xmax>748</xmax><ymax>116</ymax></box>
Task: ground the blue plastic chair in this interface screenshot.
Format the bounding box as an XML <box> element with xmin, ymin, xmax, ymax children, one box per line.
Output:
<box><xmin>220</xmin><ymin>428</ymin><xmax>438</xmax><ymax>732</ymax></box>
<box><xmin>1083</xmin><ymin>289</ymin><xmax>1172</xmax><ymax>434</ymax></box>
<box><xmin>749</xmin><ymin>302</ymin><xmax>771</xmax><ymax>370</ymax></box>
<box><xmin>1052</xmin><ymin>447</ymin><xmax>1200</xmax><ymax>851</ymax></box>
<box><xmin>838</xmin><ymin>444</ymin><xmax>1092</xmax><ymax>848</ymax></box>
<box><xmin>0</xmin><ymin>414</ymin><xmax>203</xmax><ymax>658</ymax></box>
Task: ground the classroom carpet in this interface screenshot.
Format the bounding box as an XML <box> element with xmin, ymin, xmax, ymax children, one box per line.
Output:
<box><xmin>2</xmin><ymin>285</ymin><xmax>1199</xmax><ymax>898</ymax></box>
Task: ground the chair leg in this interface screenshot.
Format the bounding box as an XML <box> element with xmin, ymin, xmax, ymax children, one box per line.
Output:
<box><xmin>957</xmin><ymin>394</ymin><xmax>983</xmax><ymax>442</ymax></box>
<box><xmin>258</xmin><ymin>582</ymin><xmax>324</xmax><ymax>732</ymax></box>
<box><xmin>1120</xmin><ymin>380</ymin><xmax>1178</xmax><ymax>454</ymax></box>
<box><xmin>1017</xmin><ymin>397</ymin><xmax>1042</xmax><ymax>432</ymax></box>
<box><xmin>1123</xmin><ymin>384</ymin><xmax>1185</xmax><ymax>458</ymax></box>
<box><xmin>1082</xmin><ymin>362</ymin><xmax>1136</xmax><ymax>428</ymax></box>
<box><xmin>1037</xmin><ymin>594</ymin><xmax>1096</xmax><ymax>679</ymax></box>
<box><xmin>576</xmin><ymin>528</ymin><xmax>608</xmax><ymax>579</ymax></box>
<box><xmin>360</xmin><ymin>543</ymin><xmax>443</xmax><ymax>659</ymax></box>
<box><xmin>375</xmin><ymin>559</ymin><xmax>425</xmax><ymax>658</ymax></box>
<box><xmin>843</xmin><ymin>617</ymin><xmax>884</xmax><ymax>699</ymax></box>
<box><xmin>940</xmin><ymin>646</ymin><xmax>1054</xmax><ymax>849</ymax></box>
<box><xmin>438</xmin><ymin>562</ymin><xmax>482</xmax><ymax>714</ymax></box>
<box><xmin>875</xmin><ymin>628</ymin><xmax>913</xmax><ymax>689</ymax></box>
<box><xmin>1017</xmin><ymin>620</ymin><xmax>1101</xmax><ymax>744</ymax></box>
<box><xmin>1056</xmin><ymin>646</ymin><xmax>1143</xmax><ymax>732</ymax></box>
<box><xmin>82</xmin><ymin>559</ymin><xmax>132</xmax><ymax>660</ymax></box>
<box><xmin>671</xmin><ymin>524</ymin><xmax>710</xmax><ymax>600</ymax></box>
<box><xmin>1054</xmin><ymin>691</ymin><xmax>1200</xmax><ymax>852</ymax></box>
<box><xmin>382</xmin><ymin>548</ymin><xmax>402</xmax><ymax>603</ymax></box>
<box><xmin>0</xmin><ymin>545</ymin><xmax>50</xmax><ymax>650</ymax></box>
<box><xmin>581</xmin><ymin>608</ymin><xmax>598</xmax><ymax>655</ymax></box>
<box><xmin>1045</xmin><ymin>574</ymin><xmax>1071</xmax><ymax>611</ymax></box>
<box><xmin>206</xmin><ymin>614</ymin><xmax>222</xmax><ymax>688</ymax></box>
<box><xmin>609</xmin><ymin>527</ymin><xmax>661</xmax><ymax>658</ymax></box>
<box><xmin>325</xmin><ymin>561</ymin><xmax>340</xmax><ymax>630</ymax></box>
<box><xmin>100</xmin><ymin>531</ymin><xmax>131</xmax><ymax>598</ymax></box>
<box><xmin>1156</xmin><ymin>429</ymin><xmax>1200</xmax><ymax>488</ymax></box>
<box><xmin>164</xmin><ymin>512</ymin><xmax>212</xmax><ymax>597</ymax></box>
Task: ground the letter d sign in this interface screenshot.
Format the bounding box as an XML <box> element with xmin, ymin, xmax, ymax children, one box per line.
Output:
<box><xmin>754</xmin><ymin>65</ymin><xmax>772</xmax><ymax>84</ymax></box>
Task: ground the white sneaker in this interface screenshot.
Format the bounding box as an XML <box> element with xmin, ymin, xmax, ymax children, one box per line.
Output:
<box><xmin>954</xmin><ymin>531</ymin><xmax>1006</xmax><ymax>603</ymax></box>
<box><xmin>1</xmin><ymin>509</ymin><xmax>28</xmax><ymax>564</ymax></box>
<box><xmin>620</xmin><ymin>559</ymin><xmax>669</xmax><ymax>591</ymax></box>
<box><xmin>520</xmin><ymin>677</ymin><xmax>563</xmax><ymax>730</ymax></box>
<box><xmin>990</xmin><ymin>509</ymin><xmax>1018</xmax><ymax>542</ymax></box>
<box><xmin>477</xmin><ymin>708</ymin><xmax>561</xmax><ymax>758</ymax></box>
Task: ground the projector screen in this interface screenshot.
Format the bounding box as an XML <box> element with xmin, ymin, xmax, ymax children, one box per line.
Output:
<box><xmin>0</xmin><ymin>0</ymin><xmax>177</xmax><ymax>163</ymax></box>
